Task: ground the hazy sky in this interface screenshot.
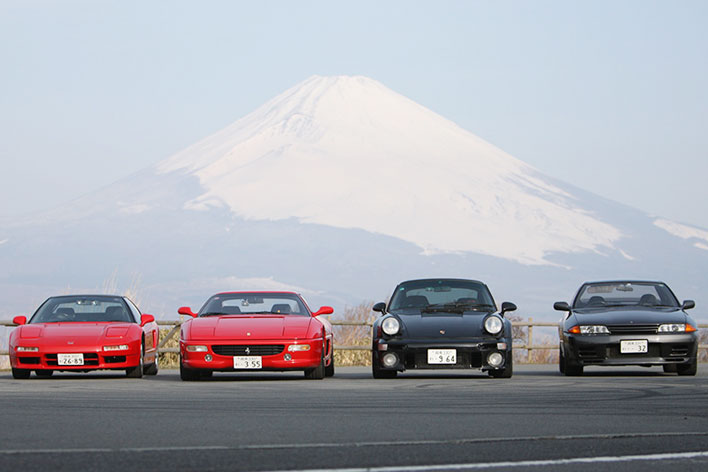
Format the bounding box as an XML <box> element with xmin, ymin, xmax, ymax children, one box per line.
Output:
<box><xmin>2</xmin><ymin>1</ymin><xmax>706</xmax><ymax>226</ymax></box>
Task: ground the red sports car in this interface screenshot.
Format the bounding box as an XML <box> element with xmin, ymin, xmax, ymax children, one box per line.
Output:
<box><xmin>178</xmin><ymin>291</ymin><xmax>334</xmax><ymax>380</ymax></box>
<box><xmin>9</xmin><ymin>294</ymin><xmax>159</xmax><ymax>379</ymax></box>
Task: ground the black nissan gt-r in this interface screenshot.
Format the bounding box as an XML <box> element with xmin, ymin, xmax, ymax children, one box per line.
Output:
<box><xmin>371</xmin><ymin>278</ymin><xmax>517</xmax><ymax>378</ymax></box>
<box><xmin>555</xmin><ymin>280</ymin><xmax>698</xmax><ymax>376</ymax></box>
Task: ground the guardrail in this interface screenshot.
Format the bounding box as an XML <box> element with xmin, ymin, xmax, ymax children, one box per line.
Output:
<box><xmin>1</xmin><ymin>319</ymin><xmax>707</xmax><ymax>356</ymax></box>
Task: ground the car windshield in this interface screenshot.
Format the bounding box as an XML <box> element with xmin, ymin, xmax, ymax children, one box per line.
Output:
<box><xmin>388</xmin><ymin>279</ymin><xmax>496</xmax><ymax>313</ymax></box>
<box><xmin>30</xmin><ymin>296</ymin><xmax>135</xmax><ymax>323</ymax></box>
<box><xmin>573</xmin><ymin>282</ymin><xmax>680</xmax><ymax>309</ymax></box>
<box><xmin>198</xmin><ymin>293</ymin><xmax>309</xmax><ymax>316</ymax></box>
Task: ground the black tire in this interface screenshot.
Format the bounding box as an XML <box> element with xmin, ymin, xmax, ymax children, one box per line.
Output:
<box><xmin>663</xmin><ymin>364</ymin><xmax>678</xmax><ymax>374</ymax></box>
<box><xmin>371</xmin><ymin>352</ymin><xmax>397</xmax><ymax>379</ymax></box>
<box><xmin>564</xmin><ymin>360</ymin><xmax>583</xmax><ymax>376</ymax></box>
<box><xmin>304</xmin><ymin>352</ymin><xmax>325</xmax><ymax>380</ymax></box>
<box><xmin>180</xmin><ymin>359</ymin><xmax>200</xmax><ymax>381</ymax></box>
<box><xmin>489</xmin><ymin>355</ymin><xmax>513</xmax><ymax>378</ymax></box>
<box><xmin>12</xmin><ymin>368</ymin><xmax>31</xmax><ymax>379</ymax></box>
<box><xmin>35</xmin><ymin>370</ymin><xmax>54</xmax><ymax>378</ymax></box>
<box><xmin>143</xmin><ymin>362</ymin><xmax>158</xmax><ymax>376</ymax></box>
<box><xmin>677</xmin><ymin>359</ymin><xmax>697</xmax><ymax>376</ymax></box>
<box><xmin>559</xmin><ymin>347</ymin><xmax>566</xmax><ymax>374</ymax></box>
<box><xmin>126</xmin><ymin>341</ymin><xmax>144</xmax><ymax>378</ymax></box>
<box><xmin>325</xmin><ymin>357</ymin><xmax>335</xmax><ymax>377</ymax></box>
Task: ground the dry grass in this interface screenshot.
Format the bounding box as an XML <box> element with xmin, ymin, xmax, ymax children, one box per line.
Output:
<box><xmin>331</xmin><ymin>302</ymin><xmax>376</xmax><ymax>367</ymax></box>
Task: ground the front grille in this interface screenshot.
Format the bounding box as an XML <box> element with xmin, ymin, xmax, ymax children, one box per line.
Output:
<box><xmin>103</xmin><ymin>355</ymin><xmax>127</xmax><ymax>364</ymax></box>
<box><xmin>212</xmin><ymin>345</ymin><xmax>285</xmax><ymax>356</ymax></box>
<box><xmin>607</xmin><ymin>324</ymin><xmax>659</xmax><ymax>334</ymax></box>
<box><xmin>18</xmin><ymin>357</ymin><xmax>40</xmax><ymax>365</ymax></box>
<box><xmin>45</xmin><ymin>353</ymin><xmax>99</xmax><ymax>366</ymax></box>
<box><xmin>669</xmin><ymin>347</ymin><xmax>689</xmax><ymax>357</ymax></box>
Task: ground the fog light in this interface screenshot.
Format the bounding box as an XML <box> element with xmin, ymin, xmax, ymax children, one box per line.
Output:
<box><xmin>284</xmin><ymin>353</ymin><xmax>292</xmax><ymax>361</ymax></box>
<box><xmin>204</xmin><ymin>354</ymin><xmax>212</xmax><ymax>362</ymax></box>
<box><xmin>487</xmin><ymin>351</ymin><xmax>504</xmax><ymax>367</ymax></box>
<box><xmin>497</xmin><ymin>342</ymin><xmax>507</xmax><ymax>350</ymax></box>
<box><xmin>382</xmin><ymin>352</ymin><xmax>398</xmax><ymax>367</ymax></box>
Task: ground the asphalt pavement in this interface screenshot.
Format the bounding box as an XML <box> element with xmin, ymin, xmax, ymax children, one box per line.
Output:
<box><xmin>1</xmin><ymin>364</ymin><xmax>707</xmax><ymax>471</ymax></box>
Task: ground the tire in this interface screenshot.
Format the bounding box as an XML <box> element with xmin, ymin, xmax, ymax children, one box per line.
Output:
<box><xmin>180</xmin><ymin>360</ymin><xmax>200</xmax><ymax>381</ymax></box>
<box><xmin>143</xmin><ymin>357</ymin><xmax>159</xmax><ymax>376</ymax></box>
<box><xmin>126</xmin><ymin>341</ymin><xmax>144</xmax><ymax>378</ymax></box>
<box><xmin>35</xmin><ymin>370</ymin><xmax>54</xmax><ymax>378</ymax></box>
<box><xmin>12</xmin><ymin>368</ymin><xmax>31</xmax><ymax>379</ymax></box>
<box><xmin>325</xmin><ymin>357</ymin><xmax>335</xmax><ymax>377</ymax></box>
<box><xmin>489</xmin><ymin>355</ymin><xmax>513</xmax><ymax>378</ymax></box>
<box><xmin>564</xmin><ymin>361</ymin><xmax>583</xmax><ymax>376</ymax></box>
<box><xmin>304</xmin><ymin>352</ymin><xmax>325</xmax><ymax>380</ymax></box>
<box><xmin>559</xmin><ymin>347</ymin><xmax>566</xmax><ymax>374</ymax></box>
<box><xmin>663</xmin><ymin>364</ymin><xmax>678</xmax><ymax>374</ymax></box>
<box><xmin>371</xmin><ymin>352</ymin><xmax>397</xmax><ymax>379</ymax></box>
<box><xmin>677</xmin><ymin>359</ymin><xmax>697</xmax><ymax>376</ymax></box>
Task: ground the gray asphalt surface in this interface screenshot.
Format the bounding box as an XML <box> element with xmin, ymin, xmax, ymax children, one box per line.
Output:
<box><xmin>1</xmin><ymin>364</ymin><xmax>707</xmax><ymax>472</ymax></box>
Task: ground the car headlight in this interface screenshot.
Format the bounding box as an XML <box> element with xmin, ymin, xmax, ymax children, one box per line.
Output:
<box><xmin>484</xmin><ymin>315</ymin><xmax>503</xmax><ymax>335</ymax></box>
<box><xmin>381</xmin><ymin>317</ymin><xmax>400</xmax><ymax>336</ymax></box>
<box><xmin>16</xmin><ymin>346</ymin><xmax>39</xmax><ymax>352</ymax></box>
<box><xmin>103</xmin><ymin>344</ymin><xmax>130</xmax><ymax>351</ymax></box>
<box><xmin>658</xmin><ymin>324</ymin><xmax>693</xmax><ymax>332</ymax></box>
<box><xmin>570</xmin><ymin>325</ymin><xmax>610</xmax><ymax>334</ymax></box>
<box><xmin>186</xmin><ymin>345</ymin><xmax>208</xmax><ymax>352</ymax></box>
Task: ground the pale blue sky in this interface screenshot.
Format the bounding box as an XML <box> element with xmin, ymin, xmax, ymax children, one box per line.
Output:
<box><xmin>1</xmin><ymin>1</ymin><xmax>707</xmax><ymax>226</ymax></box>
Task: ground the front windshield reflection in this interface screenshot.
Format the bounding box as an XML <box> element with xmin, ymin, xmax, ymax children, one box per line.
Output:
<box><xmin>573</xmin><ymin>282</ymin><xmax>679</xmax><ymax>309</ymax></box>
<box><xmin>389</xmin><ymin>279</ymin><xmax>495</xmax><ymax>313</ymax></box>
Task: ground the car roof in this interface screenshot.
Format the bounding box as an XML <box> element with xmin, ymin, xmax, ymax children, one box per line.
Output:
<box><xmin>581</xmin><ymin>280</ymin><xmax>666</xmax><ymax>285</ymax></box>
<box><xmin>398</xmin><ymin>278</ymin><xmax>486</xmax><ymax>285</ymax></box>
<box><xmin>214</xmin><ymin>291</ymin><xmax>299</xmax><ymax>295</ymax></box>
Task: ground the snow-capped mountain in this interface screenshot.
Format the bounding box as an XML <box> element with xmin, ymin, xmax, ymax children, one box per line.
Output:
<box><xmin>1</xmin><ymin>75</ymin><xmax>706</xmax><ymax>322</ymax></box>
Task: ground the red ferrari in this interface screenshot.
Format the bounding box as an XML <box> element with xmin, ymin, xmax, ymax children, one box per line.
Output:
<box><xmin>9</xmin><ymin>295</ymin><xmax>159</xmax><ymax>379</ymax></box>
<box><xmin>178</xmin><ymin>291</ymin><xmax>334</xmax><ymax>380</ymax></box>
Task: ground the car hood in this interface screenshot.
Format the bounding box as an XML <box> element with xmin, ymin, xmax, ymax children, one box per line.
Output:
<box><xmin>19</xmin><ymin>322</ymin><xmax>136</xmax><ymax>346</ymax></box>
<box><xmin>188</xmin><ymin>315</ymin><xmax>313</xmax><ymax>341</ymax></box>
<box><xmin>572</xmin><ymin>308</ymin><xmax>687</xmax><ymax>325</ymax></box>
<box><xmin>397</xmin><ymin>312</ymin><xmax>492</xmax><ymax>339</ymax></box>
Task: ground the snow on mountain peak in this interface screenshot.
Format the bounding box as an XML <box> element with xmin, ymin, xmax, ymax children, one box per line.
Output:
<box><xmin>156</xmin><ymin>75</ymin><xmax>621</xmax><ymax>264</ymax></box>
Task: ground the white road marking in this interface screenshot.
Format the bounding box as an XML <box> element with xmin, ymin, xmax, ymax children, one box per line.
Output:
<box><xmin>268</xmin><ymin>451</ymin><xmax>708</xmax><ymax>472</ymax></box>
<box><xmin>0</xmin><ymin>431</ymin><xmax>705</xmax><ymax>455</ymax></box>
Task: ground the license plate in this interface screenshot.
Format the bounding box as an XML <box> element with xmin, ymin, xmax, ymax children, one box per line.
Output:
<box><xmin>620</xmin><ymin>340</ymin><xmax>648</xmax><ymax>354</ymax></box>
<box><xmin>233</xmin><ymin>356</ymin><xmax>262</xmax><ymax>369</ymax></box>
<box><xmin>428</xmin><ymin>349</ymin><xmax>456</xmax><ymax>364</ymax></box>
<box><xmin>57</xmin><ymin>353</ymin><xmax>84</xmax><ymax>366</ymax></box>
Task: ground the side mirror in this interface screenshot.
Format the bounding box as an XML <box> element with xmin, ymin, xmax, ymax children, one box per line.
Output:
<box><xmin>682</xmin><ymin>300</ymin><xmax>695</xmax><ymax>310</ymax></box>
<box><xmin>178</xmin><ymin>306</ymin><xmax>197</xmax><ymax>318</ymax></box>
<box><xmin>500</xmin><ymin>302</ymin><xmax>517</xmax><ymax>315</ymax></box>
<box><xmin>372</xmin><ymin>302</ymin><xmax>386</xmax><ymax>313</ymax></box>
<box><xmin>554</xmin><ymin>301</ymin><xmax>571</xmax><ymax>312</ymax></box>
<box><xmin>12</xmin><ymin>315</ymin><xmax>27</xmax><ymax>326</ymax></box>
<box><xmin>140</xmin><ymin>314</ymin><xmax>155</xmax><ymax>327</ymax></box>
<box><xmin>312</xmin><ymin>306</ymin><xmax>334</xmax><ymax>317</ymax></box>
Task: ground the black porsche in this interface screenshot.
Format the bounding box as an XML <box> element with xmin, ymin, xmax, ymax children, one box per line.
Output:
<box><xmin>371</xmin><ymin>278</ymin><xmax>517</xmax><ymax>378</ymax></box>
<box><xmin>555</xmin><ymin>280</ymin><xmax>698</xmax><ymax>376</ymax></box>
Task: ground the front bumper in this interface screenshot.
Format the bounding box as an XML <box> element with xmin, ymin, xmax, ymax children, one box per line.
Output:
<box><xmin>180</xmin><ymin>338</ymin><xmax>324</xmax><ymax>371</ymax></box>
<box><xmin>563</xmin><ymin>332</ymin><xmax>697</xmax><ymax>366</ymax></box>
<box><xmin>10</xmin><ymin>348</ymin><xmax>141</xmax><ymax>371</ymax></box>
<box><xmin>373</xmin><ymin>337</ymin><xmax>510</xmax><ymax>372</ymax></box>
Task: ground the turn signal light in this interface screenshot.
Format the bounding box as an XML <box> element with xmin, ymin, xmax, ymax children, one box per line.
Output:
<box><xmin>103</xmin><ymin>344</ymin><xmax>129</xmax><ymax>351</ymax></box>
<box><xmin>686</xmin><ymin>324</ymin><xmax>697</xmax><ymax>333</ymax></box>
<box><xmin>569</xmin><ymin>326</ymin><xmax>581</xmax><ymax>334</ymax></box>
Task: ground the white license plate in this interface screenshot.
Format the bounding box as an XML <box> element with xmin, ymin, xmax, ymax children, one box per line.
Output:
<box><xmin>233</xmin><ymin>356</ymin><xmax>262</xmax><ymax>369</ymax></box>
<box><xmin>428</xmin><ymin>349</ymin><xmax>457</xmax><ymax>364</ymax></box>
<box><xmin>620</xmin><ymin>340</ymin><xmax>648</xmax><ymax>354</ymax></box>
<box><xmin>57</xmin><ymin>353</ymin><xmax>84</xmax><ymax>366</ymax></box>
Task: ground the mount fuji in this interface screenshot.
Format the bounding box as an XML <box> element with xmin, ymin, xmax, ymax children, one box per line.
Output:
<box><xmin>1</xmin><ymin>75</ymin><xmax>706</xmax><ymax>321</ymax></box>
